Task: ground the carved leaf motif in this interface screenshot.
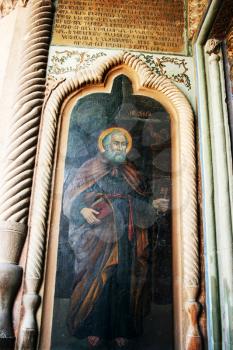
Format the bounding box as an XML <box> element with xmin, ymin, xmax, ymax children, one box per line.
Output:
<box><xmin>0</xmin><ymin>0</ymin><xmax>28</xmax><ymax>18</ymax></box>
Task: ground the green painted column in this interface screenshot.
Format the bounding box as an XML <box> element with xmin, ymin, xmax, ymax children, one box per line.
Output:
<box><xmin>219</xmin><ymin>52</ymin><xmax>233</xmax><ymax>229</ymax></box>
<box><xmin>194</xmin><ymin>2</ymin><xmax>223</xmax><ymax>348</ymax></box>
<box><xmin>195</xmin><ymin>45</ymin><xmax>221</xmax><ymax>350</ymax></box>
<box><xmin>206</xmin><ymin>41</ymin><xmax>233</xmax><ymax>350</ymax></box>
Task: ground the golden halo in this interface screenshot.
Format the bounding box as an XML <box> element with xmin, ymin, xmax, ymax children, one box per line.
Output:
<box><xmin>98</xmin><ymin>127</ymin><xmax>132</xmax><ymax>154</ymax></box>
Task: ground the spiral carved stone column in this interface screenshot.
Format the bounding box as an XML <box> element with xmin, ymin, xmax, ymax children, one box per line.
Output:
<box><xmin>181</xmin><ymin>108</ymin><xmax>201</xmax><ymax>350</ymax></box>
<box><xmin>0</xmin><ymin>0</ymin><xmax>53</xmax><ymax>344</ymax></box>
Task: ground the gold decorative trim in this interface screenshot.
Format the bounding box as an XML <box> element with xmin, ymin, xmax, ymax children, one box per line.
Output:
<box><xmin>226</xmin><ymin>23</ymin><xmax>233</xmax><ymax>86</ymax></box>
<box><xmin>20</xmin><ymin>52</ymin><xmax>200</xmax><ymax>349</ymax></box>
<box><xmin>188</xmin><ymin>0</ymin><xmax>208</xmax><ymax>40</ymax></box>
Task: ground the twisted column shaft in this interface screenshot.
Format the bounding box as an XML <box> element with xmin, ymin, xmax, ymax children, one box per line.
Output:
<box><xmin>0</xmin><ymin>0</ymin><xmax>53</xmax><ymax>343</ymax></box>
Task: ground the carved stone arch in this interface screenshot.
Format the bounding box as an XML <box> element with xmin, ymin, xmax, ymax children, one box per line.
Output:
<box><xmin>18</xmin><ymin>52</ymin><xmax>200</xmax><ymax>350</ymax></box>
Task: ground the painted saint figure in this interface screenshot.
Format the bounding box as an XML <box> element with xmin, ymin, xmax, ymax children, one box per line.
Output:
<box><xmin>63</xmin><ymin>127</ymin><xmax>168</xmax><ymax>349</ymax></box>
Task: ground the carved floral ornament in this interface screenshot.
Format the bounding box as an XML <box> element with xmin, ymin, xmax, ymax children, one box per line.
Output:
<box><xmin>0</xmin><ymin>0</ymin><xmax>28</xmax><ymax>17</ymax></box>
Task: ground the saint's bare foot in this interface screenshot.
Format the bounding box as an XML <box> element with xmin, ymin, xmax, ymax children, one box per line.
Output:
<box><xmin>115</xmin><ymin>337</ymin><xmax>128</xmax><ymax>347</ymax></box>
<box><xmin>88</xmin><ymin>336</ymin><xmax>101</xmax><ymax>347</ymax></box>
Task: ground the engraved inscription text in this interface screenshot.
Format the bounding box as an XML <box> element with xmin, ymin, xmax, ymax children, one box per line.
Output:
<box><xmin>52</xmin><ymin>0</ymin><xmax>185</xmax><ymax>53</ymax></box>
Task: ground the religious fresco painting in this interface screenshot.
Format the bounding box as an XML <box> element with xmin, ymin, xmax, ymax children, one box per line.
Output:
<box><xmin>51</xmin><ymin>75</ymin><xmax>173</xmax><ymax>350</ymax></box>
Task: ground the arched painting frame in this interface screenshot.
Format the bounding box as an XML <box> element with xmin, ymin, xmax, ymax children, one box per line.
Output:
<box><xmin>18</xmin><ymin>52</ymin><xmax>200</xmax><ymax>350</ymax></box>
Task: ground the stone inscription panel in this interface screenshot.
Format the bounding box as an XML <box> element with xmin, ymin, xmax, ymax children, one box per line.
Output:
<box><xmin>52</xmin><ymin>0</ymin><xmax>185</xmax><ymax>53</ymax></box>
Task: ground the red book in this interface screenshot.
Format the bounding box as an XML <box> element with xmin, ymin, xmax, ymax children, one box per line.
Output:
<box><xmin>91</xmin><ymin>198</ymin><xmax>112</xmax><ymax>220</ymax></box>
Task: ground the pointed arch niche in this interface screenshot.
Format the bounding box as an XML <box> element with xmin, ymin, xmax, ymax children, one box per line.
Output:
<box><xmin>19</xmin><ymin>53</ymin><xmax>200</xmax><ymax>350</ymax></box>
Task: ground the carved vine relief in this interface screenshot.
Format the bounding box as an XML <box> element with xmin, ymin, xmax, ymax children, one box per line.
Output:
<box><xmin>47</xmin><ymin>50</ymin><xmax>192</xmax><ymax>91</ymax></box>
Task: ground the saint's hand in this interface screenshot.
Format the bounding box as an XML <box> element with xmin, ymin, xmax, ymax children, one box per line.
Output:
<box><xmin>153</xmin><ymin>198</ymin><xmax>169</xmax><ymax>213</ymax></box>
<box><xmin>80</xmin><ymin>208</ymin><xmax>100</xmax><ymax>224</ymax></box>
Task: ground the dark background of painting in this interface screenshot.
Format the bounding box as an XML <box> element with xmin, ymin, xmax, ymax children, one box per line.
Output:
<box><xmin>52</xmin><ymin>75</ymin><xmax>173</xmax><ymax>349</ymax></box>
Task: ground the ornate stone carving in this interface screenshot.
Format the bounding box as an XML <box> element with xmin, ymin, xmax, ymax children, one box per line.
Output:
<box><xmin>0</xmin><ymin>0</ymin><xmax>53</xmax><ymax>343</ymax></box>
<box><xmin>188</xmin><ymin>0</ymin><xmax>208</xmax><ymax>40</ymax></box>
<box><xmin>0</xmin><ymin>0</ymin><xmax>28</xmax><ymax>17</ymax></box>
<box><xmin>205</xmin><ymin>39</ymin><xmax>221</xmax><ymax>55</ymax></box>
<box><xmin>18</xmin><ymin>52</ymin><xmax>201</xmax><ymax>349</ymax></box>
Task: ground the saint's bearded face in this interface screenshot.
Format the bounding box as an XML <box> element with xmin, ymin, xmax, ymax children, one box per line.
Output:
<box><xmin>103</xmin><ymin>132</ymin><xmax>128</xmax><ymax>164</ymax></box>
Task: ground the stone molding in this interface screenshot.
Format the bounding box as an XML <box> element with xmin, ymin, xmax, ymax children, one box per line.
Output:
<box><xmin>18</xmin><ymin>52</ymin><xmax>201</xmax><ymax>349</ymax></box>
<box><xmin>0</xmin><ymin>0</ymin><xmax>28</xmax><ymax>18</ymax></box>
